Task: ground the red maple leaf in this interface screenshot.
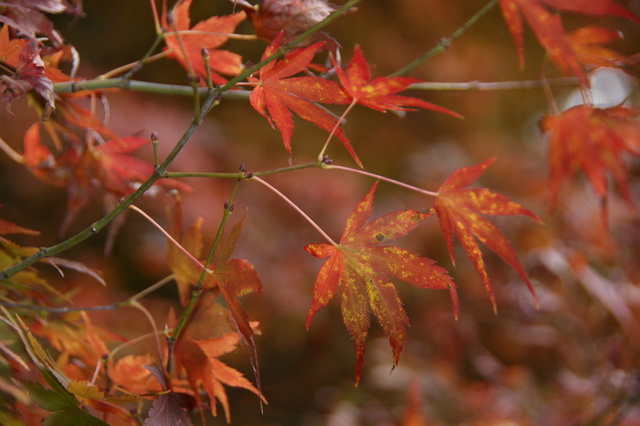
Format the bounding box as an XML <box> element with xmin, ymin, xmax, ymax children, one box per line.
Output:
<box><xmin>174</xmin><ymin>328</ymin><xmax>266</xmax><ymax>422</ymax></box>
<box><xmin>163</xmin><ymin>0</ymin><xmax>246</xmax><ymax>84</ymax></box>
<box><xmin>498</xmin><ymin>0</ymin><xmax>640</xmax><ymax>85</ymax></box>
<box><xmin>23</xmin><ymin>123</ymin><xmax>190</xmax><ymax>234</ymax></box>
<box><xmin>332</xmin><ymin>45</ymin><xmax>462</xmax><ymax>117</ymax></box>
<box><xmin>305</xmin><ymin>182</ymin><xmax>458</xmax><ymax>384</ymax></box>
<box><xmin>433</xmin><ymin>159</ymin><xmax>539</xmax><ymax>312</ymax></box>
<box><xmin>0</xmin><ymin>209</ymin><xmax>38</xmax><ymax>236</ymax></box>
<box><xmin>540</xmin><ymin>104</ymin><xmax>640</xmax><ymax>219</ymax></box>
<box><xmin>566</xmin><ymin>26</ymin><xmax>627</xmax><ymax>69</ymax></box>
<box><xmin>249</xmin><ymin>33</ymin><xmax>355</xmax><ymax>162</ymax></box>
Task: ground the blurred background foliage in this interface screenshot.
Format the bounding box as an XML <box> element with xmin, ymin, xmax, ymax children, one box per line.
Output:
<box><xmin>2</xmin><ymin>0</ymin><xmax>640</xmax><ymax>424</ymax></box>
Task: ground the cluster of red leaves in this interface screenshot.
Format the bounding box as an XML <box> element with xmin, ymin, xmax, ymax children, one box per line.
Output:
<box><xmin>305</xmin><ymin>164</ymin><xmax>539</xmax><ymax>383</ymax></box>
<box><xmin>23</xmin><ymin>121</ymin><xmax>189</xmax><ymax>235</ymax></box>
<box><xmin>0</xmin><ymin>203</ymin><xmax>266</xmax><ymax>423</ymax></box>
<box><xmin>541</xmin><ymin>104</ymin><xmax>640</xmax><ymax>220</ymax></box>
<box><xmin>166</xmin><ymin>197</ymin><xmax>265</xmax><ymax>419</ymax></box>
<box><xmin>162</xmin><ymin>1</ymin><xmax>458</xmax><ymax>165</ymax></box>
<box><xmin>497</xmin><ymin>0</ymin><xmax>640</xmax><ymax>218</ymax></box>
<box><xmin>1</xmin><ymin>0</ymin><xmax>639</xmax><ymax>423</ymax></box>
<box><xmin>1</xmin><ymin>5</ymin><xmax>191</xmax><ymax>236</ymax></box>
<box><xmin>247</xmin><ymin>36</ymin><xmax>459</xmax><ymax>166</ymax></box>
<box><xmin>499</xmin><ymin>0</ymin><xmax>640</xmax><ymax>85</ymax></box>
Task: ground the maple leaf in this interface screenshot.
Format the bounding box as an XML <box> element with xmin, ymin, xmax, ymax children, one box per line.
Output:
<box><xmin>332</xmin><ymin>45</ymin><xmax>462</xmax><ymax>117</ymax></box>
<box><xmin>540</xmin><ymin>104</ymin><xmax>640</xmax><ymax>219</ymax></box>
<box><xmin>249</xmin><ymin>33</ymin><xmax>357</xmax><ymax>163</ymax></box>
<box><xmin>108</xmin><ymin>354</ymin><xmax>163</xmax><ymax>395</ymax></box>
<box><xmin>566</xmin><ymin>26</ymin><xmax>627</xmax><ymax>69</ymax></box>
<box><xmin>142</xmin><ymin>365</ymin><xmax>193</xmax><ymax>426</ymax></box>
<box><xmin>0</xmin><ymin>210</ymin><xmax>39</xmax><ymax>235</ymax></box>
<box><xmin>498</xmin><ymin>0</ymin><xmax>640</xmax><ymax>85</ymax></box>
<box><xmin>174</xmin><ymin>328</ymin><xmax>266</xmax><ymax>422</ymax></box>
<box><xmin>305</xmin><ymin>182</ymin><xmax>458</xmax><ymax>384</ymax></box>
<box><xmin>163</xmin><ymin>0</ymin><xmax>246</xmax><ymax>84</ymax></box>
<box><xmin>30</xmin><ymin>312</ymin><xmax>127</xmax><ymax>380</ymax></box>
<box><xmin>433</xmin><ymin>159</ymin><xmax>540</xmax><ymax>312</ymax></box>
<box><xmin>23</xmin><ymin>123</ymin><xmax>190</xmax><ymax>234</ymax></box>
<box><xmin>89</xmin><ymin>136</ymin><xmax>170</xmax><ymax>194</ymax></box>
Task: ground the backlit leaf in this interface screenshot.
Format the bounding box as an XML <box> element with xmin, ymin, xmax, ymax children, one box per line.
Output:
<box><xmin>540</xmin><ymin>104</ymin><xmax>640</xmax><ymax>220</ymax></box>
<box><xmin>332</xmin><ymin>45</ymin><xmax>462</xmax><ymax>117</ymax></box>
<box><xmin>174</xmin><ymin>328</ymin><xmax>266</xmax><ymax>422</ymax></box>
<box><xmin>305</xmin><ymin>182</ymin><xmax>458</xmax><ymax>384</ymax></box>
<box><xmin>498</xmin><ymin>0</ymin><xmax>640</xmax><ymax>85</ymax></box>
<box><xmin>433</xmin><ymin>159</ymin><xmax>539</xmax><ymax>312</ymax></box>
<box><xmin>249</xmin><ymin>33</ymin><xmax>353</xmax><ymax>162</ymax></box>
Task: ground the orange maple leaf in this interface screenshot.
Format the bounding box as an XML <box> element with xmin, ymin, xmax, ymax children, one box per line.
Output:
<box><xmin>163</xmin><ymin>0</ymin><xmax>246</xmax><ymax>84</ymax></box>
<box><xmin>249</xmin><ymin>33</ymin><xmax>354</xmax><ymax>161</ymax></box>
<box><xmin>566</xmin><ymin>26</ymin><xmax>627</xmax><ymax>69</ymax></box>
<box><xmin>433</xmin><ymin>159</ymin><xmax>539</xmax><ymax>312</ymax></box>
<box><xmin>540</xmin><ymin>104</ymin><xmax>640</xmax><ymax>219</ymax></box>
<box><xmin>332</xmin><ymin>45</ymin><xmax>462</xmax><ymax>117</ymax></box>
<box><xmin>174</xmin><ymin>328</ymin><xmax>266</xmax><ymax>422</ymax></box>
<box><xmin>30</xmin><ymin>312</ymin><xmax>126</xmax><ymax>381</ymax></box>
<box><xmin>305</xmin><ymin>182</ymin><xmax>458</xmax><ymax>384</ymax></box>
<box><xmin>108</xmin><ymin>354</ymin><xmax>163</xmax><ymax>395</ymax></box>
<box><xmin>498</xmin><ymin>0</ymin><xmax>640</xmax><ymax>85</ymax></box>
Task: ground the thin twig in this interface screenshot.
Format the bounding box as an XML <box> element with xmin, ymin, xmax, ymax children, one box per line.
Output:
<box><xmin>391</xmin><ymin>0</ymin><xmax>499</xmax><ymax>77</ymax></box>
<box><xmin>410</xmin><ymin>77</ymin><xmax>579</xmax><ymax>91</ymax></box>
<box><xmin>251</xmin><ymin>176</ymin><xmax>340</xmax><ymax>247</ymax></box>
<box><xmin>0</xmin><ymin>137</ymin><xmax>24</xmax><ymax>164</ymax></box>
<box><xmin>168</xmin><ymin>181</ymin><xmax>240</xmax><ymax>350</ymax></box>
<box><xmin>128</xmin><ymin>205</ymin><xmax>210</xmax><ymax>274</ymax></box>
<box><xmin>326</xmin><ymin>164</ymin><xmax>439</xmax><ymax>197</ymax></box>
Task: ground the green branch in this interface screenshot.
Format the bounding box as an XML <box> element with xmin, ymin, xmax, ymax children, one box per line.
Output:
<box><xmin>165</xmin><ymin>160</ymin><xmax>321</xmax><ymax>179</ymax></box>
<box><xmin>390</xmin><ymin>0</ymin><xmax>499</xmax><ymax>76</ymax></box>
